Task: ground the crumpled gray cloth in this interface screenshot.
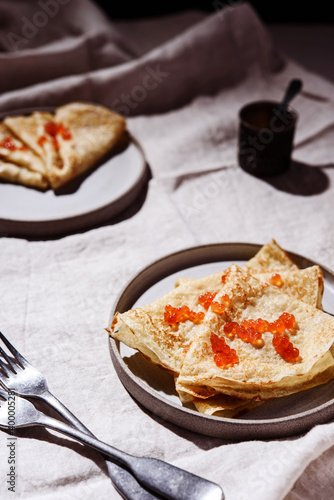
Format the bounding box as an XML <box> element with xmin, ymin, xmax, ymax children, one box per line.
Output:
<box><xmin>0</xmin><ymin>0</ymin><xmax>282</xmax><ymax>114</ymax></box>
<box><xmin>0</xmin><ymin>1</ymin><xmax>334</xmax><ymax>499</ymax></box>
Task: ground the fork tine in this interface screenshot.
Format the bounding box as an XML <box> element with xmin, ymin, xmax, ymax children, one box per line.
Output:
<box><xmin>0</xmin><ymin>331</ymin><xmax>29</xmax><ymax>367</ymax></box>
<box><xmin>0</xmin><ymin>346</ymin><xmax>17</xmax><ymax>373</ymax></box>
<box><xmin>0</xmin><ymin>357</ymin><xmax>13</xmax><ymax>378</ymax></box>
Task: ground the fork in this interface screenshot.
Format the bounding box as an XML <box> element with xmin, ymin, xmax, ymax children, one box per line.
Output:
<box><xmin>0</xmin><ymin>386</ymin><xmax>223</xmax><ymax>500</ymax></box>
<box><xmin>0</xmin><ymin>333</ymin><xmax>172</xmax><ymax>500</ymax></box>
<box><xmin>0</xmin><ymin>331</ymin><xmax>161</xmax><ymax>500</ymax></box>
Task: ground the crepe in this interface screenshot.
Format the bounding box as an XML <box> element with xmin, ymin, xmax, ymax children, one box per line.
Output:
<box><xmin>0</xmin><ymin>122</ymin><xmax>46</xmax><ymax>175</ymax></box>
<box><xmin>175</xmin><ymin>264</ymin><xmax>334</xmax><ymax>402</ymax></box>
<box><xmin>243</xmin><ymin>238</ymin><xmax>298</xmax><ymax>273</ymax></box>
<box><xmin>191</xmin><ymin>352</ymin><xmax>334</xmax><ymax>416</ymax></box>
<box><xmin>0</xmin><ymin>122</ymin><xmax>48</xmax><ymax>188</ymax></box>
<box><xmin>0</xmin><ymin>159</ymin><xmax>48</xmax><ymax>189</ymax></box>
<box><xmin>256</xmin><ymin>267</ymin><xmax>324</xmax><ymax>308</ymax></box>
<box><xmin>50</xmin><ymin>102</ymin><xmax>127</xmax><ymax>189</ymax></box>
<box><xmin>192</xmin><ymin>394</ymin><xmax>266</xmax><ymax>417</ymax></box>
<box><xmin>108</xmin><ymin>240</ymin><xmax>334</xmax><ymax>418</ymax></box>
<box><xmin>4</xmin><ymin>111</ymin><xmax>62</xmax><ymax>177</ymax></box>
<box><xmin>1</xmin><ymin>102</ymin><xmax>127</xmax><ymax>190</ymax></box>
<box><xmin>175</xmin><ymin>266</ymin><xmax>323</xmax><ymax>309</ymax></box>
<box><xmin>109</xmin><ymin>271</ymin><xmax>228</xmax><ymax>375</ymax></box>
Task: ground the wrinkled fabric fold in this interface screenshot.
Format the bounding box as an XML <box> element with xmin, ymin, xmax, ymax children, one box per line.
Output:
<box><xmin>0</xmin><ymin>1</ymin><xmax>283</xmax><ymax>114</ymax></box>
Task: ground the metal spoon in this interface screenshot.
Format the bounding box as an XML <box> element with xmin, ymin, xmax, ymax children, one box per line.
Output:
<box><xmin>278</xmin><ymin>78</ymin><xmax>303</xmax><ymax>113</ymax></box>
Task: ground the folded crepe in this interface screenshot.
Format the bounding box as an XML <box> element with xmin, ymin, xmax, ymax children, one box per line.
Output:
<box><xmin>176</xmin><ymin>266</ymin><xmax>323</xmax><ymax>309</ymax></box>
<box><xmin>2</xmin><ymin>102</ymin><xmax>127</xmax><ymax>190</ymax></box>
<box><xmin>108</xmin><ymin>240</ymin><xmax>334</xmax><ymax>418</ymax></box>
<box><xmin>109</xmin><ymin>270</ymin><xmax>226</xmax><ymax>375</ymax></box>
<box><xmin>192</xmin><ymin>394</ymin><xmax>266</xmax><ymax>418</ymax></box>
<box><xmin>51</xmin><ymin>102</ymin><xmax>127</xmax><ymax>189</ymax></box>
<box><xmin>175</xmin><ymin>239</ymin><xmax>324</xmax><ymax>309</ymax></box>
<box><xmin>0</xmin><ymin>121</ymin><xmax>48</xmax><ymax>189</ymax></box>
<box><xmin>256</xmin><ymin>267</ymin><xmax>324</xmax><ymax>308</ymax></box>
<box><xmin>175</xmin><ymin>264</ymin><xmax>334</xmax><ymax>403</ymax></box>
<box><xmin>243</xmin><ymin>238</ymin><xmax>299</xmax><ymax>273</ymax></box>
<box><xmin>0</xmin><ymin>159</ymin><xmax>48</xmax><ymax>190</ymax></box>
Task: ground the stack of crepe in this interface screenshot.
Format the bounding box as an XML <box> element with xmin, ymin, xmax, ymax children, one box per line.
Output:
<box><xmin>108</xmin><ymin>239</ymin><xmax>334</xmax><ymax>418</ymax></box>
<box><xmin>0</xmin><ymin>102</ymin><xmax>126</xmax><ymax>190</ymax></box>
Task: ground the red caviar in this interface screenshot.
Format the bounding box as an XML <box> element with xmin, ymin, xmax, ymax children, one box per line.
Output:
<box><xmin>44</xmin><ymin>121</ymin><xmax>58</xmax><ymax>137</ymax></box>
<box><xmin>210</xmin><ymin>333</ymin><xmax>239</xmax><ymax>367</ymax></box>
<box><xmin>223</xmin><ymin>321</ymin><xmax>238</xmax><ymax>339</ymax></box>
<box><xmin>198</xmin><ymin>292</ymin><xmax>230</xmax><ymax>314</ymax></box>
<box><xmin>164</xmin><ymin>304</ymin><xmax>204</xmax><ymax>327</ymax></box>
<box><xmin>44</xmin><ymin>121</ymin><xmax>71</xmax><ymax>140</ymax></box>
<box><xmin>223</xmin><ymin>313</ymin><xmax>298</xmax><ymax>362</ymax></box>
<box><xmin>198</xmin><ymin>292</ymin><xmax>216</xmax><ymax>310</ymax></box>
<box><xmin>0</xmin><ymin>137</ymin><xmax>25</xmax><ymax>151</ymax></box>
<box><xmin>221</xmin><ymin>274</ymin><xmax>227</xmax><ymax>283</ymax></box>
<box><xmin>270</xmin><ymin>273</ymin><xmax>284</xmax><ymax>287</ymax></box>
<box><xmin>38</xmin><ymin>136</ymin><xmax>47</xmax><ymax>147</ymax></box>
<box><xmin>37</xmin><ymin>121</ymin><xmax>72</xmax><ymax>150</ymax></box>
<box><xmin>59</xmin><ymin>126</ymin><xmax>72</xmax><ymax>140</ymax></box>
<box><xmin>211</xmin><ymin>302</ymin><xmax>226</xmax><ymax>314</ymax></box>
<box><xmin>221</xmin><ymin>294</ymin><xmax>230</xmax><ymax>306</ymax></box>
<box><xmin>254</xmin><ymin>318</ymin><xmax>269</xmax><ymax>333</ymax></box>
<box><xmin>268</xmin><ymin>319</ymin><xmax>285</xmax><ymax>334</ymax></box>
<box><xmin>0</xmin><ymin>137</ymin><xmax>16</xmax><ymax>151</ymax></box>
<box><xmin>272</xmin><ymin>333</ymin><xmax>299</xmax><ymax>362</ymax></box>
<box><xmin>279</xmin><ymin>312</ymin><xmax>296</xmax><ymax>330</ymax></box>
<box><xmin>237</xmin><ymin>322</ymin><xmax>262</xmax><ymax>343</ymax></box>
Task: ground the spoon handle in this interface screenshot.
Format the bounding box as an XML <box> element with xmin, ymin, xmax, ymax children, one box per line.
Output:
<box><xmin>279</xmin><ymin>79</ymin><xmax>302</xmax><ymax>112</ymax></box>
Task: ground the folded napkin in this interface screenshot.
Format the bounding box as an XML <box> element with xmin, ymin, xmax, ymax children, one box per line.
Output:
<box><xmin>1</xmin><ymin>1</ymin><xmax>334</xmax><ymax>499</ymax></box>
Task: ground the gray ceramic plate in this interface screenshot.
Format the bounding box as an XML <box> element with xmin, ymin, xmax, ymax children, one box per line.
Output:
<box><xmin>109</xmin><ymin>243</ymin><xmax>334</xmax><ymax>440</ymax></box>
<box><xmin>0</xmin><ymin>107</ymin><xmax>148</xmax><ymax>237</ymax></box>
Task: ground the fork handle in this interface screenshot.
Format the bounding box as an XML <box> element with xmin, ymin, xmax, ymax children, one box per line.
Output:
<box><xmin>41</xmin><ymin>390</ymin><xmax>95</xmax><ymax>433</ymax></box>
<box><xmin>40</xmin><ymin>390</ymin><xmax>160</xmax><ymax>500</ymax></box>
<box><xmin>37</xmin><ymin>412</ymin><xmax>223</xmax><ymax>500</ymax></box>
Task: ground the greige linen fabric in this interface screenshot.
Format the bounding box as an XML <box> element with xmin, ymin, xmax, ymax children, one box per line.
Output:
<box><xmin>0</xmin><ymin>1</ymin><xmax>334</xmax><ymax>499</ymax></box>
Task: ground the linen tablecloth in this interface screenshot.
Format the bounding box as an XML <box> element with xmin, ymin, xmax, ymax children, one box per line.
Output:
<box><xmin>1</xmin><ymin>1</ymin><xmax>334</xmax><ymax>499</ymax></box>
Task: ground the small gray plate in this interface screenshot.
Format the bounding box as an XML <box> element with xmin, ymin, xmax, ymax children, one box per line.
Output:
<box><xmin>0</xmin><ymin>107</ymin><xmax>148</xmax><ymax>237</ymax></box>
<box><xmin>109</xmin><ymin>243</ymin><xmax>334</xmax><ymax>440</ymax></box>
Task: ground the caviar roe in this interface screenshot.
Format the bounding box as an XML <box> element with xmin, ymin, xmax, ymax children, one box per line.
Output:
<box><xmin>223</xmin><ymin>321</ymin><xmax>238</xmax><ymax>339</ymax></box>
<box><xmin>272</xmin><ymin>334</ymin><xmax>299</xmax><ymax>362</ymax></box>
<box><xmin>0</xmin><ymin>137</ymin><xmax>26</xmax><ymax>152</ymax></box>
<box><xmin>44</xmin><ymin>121</ymin><xmax>72</xmax><ymax>140</ymax></box>
<box><xmin>198</xmin><ymin>292</ymin><xmax>216</xmax><ymax>310</ymax></box>
<box><xmin>211</xmin><ymin>302</ymin><xmax>226</xmax><ymax>314</ymax></box>
<box><xmin>44</xmin><ymin>121</ymin><xmax>59</xmax><ymax>137</ymax></box>
<box><xmin>37</xmin><ymin>136</ymin><xmax>47</xmax><ymax>147</ymax></box>
<box><xmin>220</xmin><ymin>294</ymin><xmax>230</xmax><ymax>306</ymax></box>
<box><xmin>198</xmin><ymin>292</ymin><xmax>230</xmax><ymax>314</ymax></box>
<box><xmin>210</xmin><ymin>333</ymin><xmax>239</xmax><ymax>367</ymax></box>
<box><xmin>37</xmin><ymin>121</ymin><xmax>72</xmax><ymax>150</ymax></box>
<box><xmin>268</xmin><ymin>319</ymin><xmax>286</xmax><ymax>334</ymax></box>
<box><xmin>164</xmin><ymin>304</ymin><xmax>204</xmax><ymax>327</ymax></box>
<box><xmin>224</xmin><ymin>321</ymin><xmax>263</xmax><ymax>347</ymax></box>
<box><xmin>223</xmin><ymin>313</ymin><xmax>298</xmax><ymax>362</ymax></box>
<box><xmin>221</xmin><ymin>274</ymin><xmax>227</xmax><ymax>283</ymax></box>
<box><xmin>270</xmin><ymin>273</ymin><xmax>284</xmax><ymax>287</ymax></box>
<box><xmin>279</xmin><ymin>312</ymin><xmax>296</xmax><ymax>330</ymax></box>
